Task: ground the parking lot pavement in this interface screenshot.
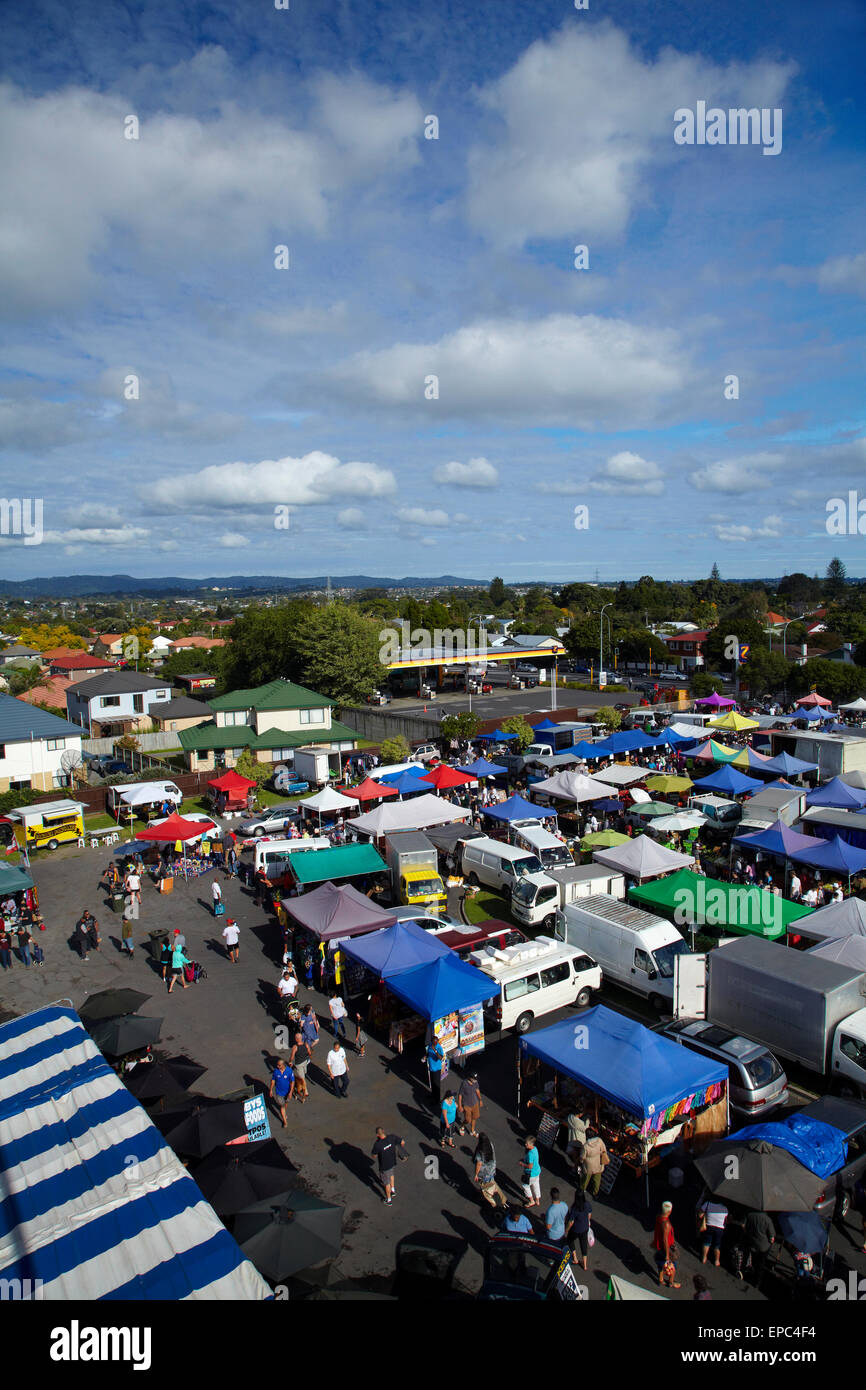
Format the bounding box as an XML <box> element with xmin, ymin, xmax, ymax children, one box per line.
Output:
<box><xmin>5</xmin><ymin>841</ymin><xmax>866</xmax><ymax>1299</ymax></box>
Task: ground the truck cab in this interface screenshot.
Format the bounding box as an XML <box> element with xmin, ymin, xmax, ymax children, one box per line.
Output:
<box><xmin>688</xmin><ymin>794</ymin><xmax>742</xmax><ymax>837</ymax></box>
<box><xmin>398</xmin><ymin>866</ymin><xmax>447</xmax><ymax>910</ymax></box>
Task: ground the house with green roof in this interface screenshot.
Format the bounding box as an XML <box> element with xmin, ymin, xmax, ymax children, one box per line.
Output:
<box><xmin>178</xmin><ymin>678</ymin><xmax>358</xmax><ymax>772</ymax></box>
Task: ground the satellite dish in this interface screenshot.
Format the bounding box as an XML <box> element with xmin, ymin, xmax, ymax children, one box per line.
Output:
<box><xmin>61</xmin><ymin>749</ymin><xmax>84</xmax><ymax>774</ymax></box>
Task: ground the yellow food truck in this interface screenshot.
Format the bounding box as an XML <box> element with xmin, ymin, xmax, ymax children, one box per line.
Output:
<box><xmin>7</xmin><ymin>799</ymin><xmax>86</xmax><ymax>851</ymax></box>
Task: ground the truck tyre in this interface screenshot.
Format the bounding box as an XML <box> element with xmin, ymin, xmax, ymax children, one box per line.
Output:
<box><xmin>649</xmin><ymin>993</ymin><xmax>665</xmax><ymax>1013</ymax></box>
<box><xmin>47</xmin><ymin>839</ymin><xmax>59</xmax><ymax>851</ymax></box>
<box><xmin>468</xmin><ymin>872</ymin><xmax>480</xmax><ymax>887</ymax></box>
<box><xmin>575</xmin><ymin>988</ymin><xmax>592</xmax><ymax>1008</ymax></box>
<box><xmin>515</xmin><ymin>1011</ymin><xmax>534</xmax><ymax>1035</ymax></box>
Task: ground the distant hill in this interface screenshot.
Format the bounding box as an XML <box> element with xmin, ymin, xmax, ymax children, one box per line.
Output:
<box><xmin>0</xmin><ymin>573</ymin><xmax>487</xmax><ymax>598</ymax></box>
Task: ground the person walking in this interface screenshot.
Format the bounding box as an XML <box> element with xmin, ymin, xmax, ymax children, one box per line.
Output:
<box><xmin>301</xmin><ymin>1003</ymin><xmax>320</xmax><ymax>1054</ymax></box>
<box><xmin>580</xmin><ymin>1127</ymin><xmax>610</xmax><ymax>1196</ymax></box>
<box><xmin>564</xmin><ymin>1188</ymin><xmax>593</xmax><ymax>1269</ymax></box>
<box><xmin>521</xmin><ymin>1136</ymin><xmax>542</xmax><ymax>1209</ymax></box>
<box><xmin>222</xmin><ymin>917</ymin><xmax>240</xmax><ymax>962</ymax></box>
<box><xmin>653</xmin><ymin>1201</ymin><xmax>680</xmax><ymax>1288</ymax></box>
<box><xmin>328</xmin><ymin>990</ymin><xmax>348</xmax><ymax>1040</ymax></box>
<box><xmin>167</xmin><ymin>938</ymin><xmax>191</xmax><ymax>994</ymax></box>
<box><xmin>124</xmin><ymin>868</ymin><xmax>141</xmax><ymax>906</ymax></box>
<box><xmin>15</xmin><ymin>922</ymin><xmax>33</xmax><ymax>968</ymax></box>
<box><xmin>353</xmin><ymin>1008</ymin><xmax>368</xmax><ymax>1057</ymax></box>
<box><xmin>742</xmin><ymin>1208</ymin><xmax>776</xmax><ymax>1281</ymax></box>
<box><xmin>75</xmin><ymin>910</ymin><xmax>96</xmax><ymax>961</ymax></box>
<box><xmin>172</xmin><ymin>927</ymin><xmax>186</xmax><ymax>952</ymax></box>
<box><xmin>0</xmin><ymin>923</ymin><xmax>14</xmax><ymax>970</ymax></box>
<box><xmin>159</xmin><ymin>937</ymin><xmax>173</xmax><ymax>981</ymax></box>
<box><xmin>277</xmin><ymin>968</ymin><xmax>298</xmax><ymax>1003</ymax></box>
<box><xmin>288</xmin><ymin>1028</ymin><xmax>310</xmax><ymax>1104</ymax></box>
<box><xmin>545</xmin><ymin>1187</ymin><xmax>570</xmax><ymax>1246</ymax></box>
<box><xmin>426</xmin><ymin>1035</ymin><xmax>446</xmax><ymax>1106</ymax></box>
<box><xmin>457</xmin><ymin>1071</ymin><xmax>483</xmax><ymax>1138</ymax></box>
<box><xmin>269</xmin><ymin>1058</ymin><xmax>294</xmax><ymax>1128</ymax></box>
<box><xmin>698</xmin><ymin>1197</ymin><xmax>729</xmax><ymax>1268</ymax></box>
<box><xmin>371</xmin><ymin>1127</ymin><xmax>406</xmax><ymax>1205</ymax></box>
<box><xmin>212</xmin><ymin>879</ymin><xmax>223</xmax><ymax>916</ymax></box>
<box><xmin>326</xmin><ymin>1039</ymin><xmax>350</xmax><ymax>1097</ymax></box>
<box><xmin>121</xmin><ymin>916</ymin><xmax>135</xmax><ymax>958</ymax></box>
<box><xmin>440</xmin><ymin>1090</ymin><xmax>458</xmax><ymax>1147</ymax></box>
<box><xmin>473</xmin><ymin>1133</ymin><xmax>507</xmax><ymax>1210</ymax></box>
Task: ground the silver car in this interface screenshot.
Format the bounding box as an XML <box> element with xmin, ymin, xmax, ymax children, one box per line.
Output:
<box><xmin>660</xmin><ymin>1017</ymin><xmax>789</xmax><ymax>1120</ymax></box>
<box><xmin>237</xmin><ymin>804</ymin><xmax>301</xmax><ymax>837</ymax></box>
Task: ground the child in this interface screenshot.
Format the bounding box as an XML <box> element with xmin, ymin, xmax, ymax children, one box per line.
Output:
<box><xmin>32</xmin><ymin>940</ymin><xmax>45</xmax><ymax>967</ymax></box>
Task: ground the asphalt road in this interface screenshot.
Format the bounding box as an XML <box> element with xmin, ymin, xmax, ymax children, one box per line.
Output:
<box><xmin>4</xmin><ymin>839</ymin><xmax>864</xmax><ymax>1302</ymax></box>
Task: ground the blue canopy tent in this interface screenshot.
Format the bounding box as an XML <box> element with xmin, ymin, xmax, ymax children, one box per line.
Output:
<box><xmin>519</xmin><ymin>1006</ymin><xmax>728</xmax><ymax>1197</ymax></box>
<box><xmin>692</xmin><ymin>765</ymin><xmax>764</xmax><ymax>796</ymax></box>
<box><xmin>793</xmin><ymin>705</ymin><xmax>835</xmax><ymax>723</ymax></box>
<box><xmin>378</xmin><ymin>769</ymin><xmax>438</xmax><ymax>798</ymax></box>
<box><xmin>806</xmin><ymin>777</ymin><xmax>866</xmax><ymax>810</ymax></box>
<box><xmin>787</xmin><ymin>833</ymin><xmax>866</xmax><ymax>878</ymax></box>
<box><xmin>653</xmin><ymin>727</ymin><xmax>695</xmax><ymax>747</ymax></box>
<box><xmin>604</xmin><ymin>730</ymin><xmax>659</xmax><ymax>754</ymax></box>
<box><xmin>595</xmin><ymin>798</ymin><xmax>624</xmax><ymax>813</ymax></box>
<box><xmin>730</xmin><ymin>1115</ymin><xmax>847</xmax><ymax>1179</ymax></box>
<box><xmin>762</xmin><ymin>750</ymin><xmax>819</xmax><ymax>779</ymax></box>
<box><xmin>481</xmin><ymin>793</ymin><xmax>547</xmax><ymax>823</ymax></box>
<box><xmin>532</xmin><ymin>718</ymin><xmax>562</xmax><ymax>732</ymax></box>
<box><xmin>457</xmin><ymin>757</ymin><xmax>508</xmax><ymax>778</ymax></box>
<box><xmin>733</xmin><ymin>821</ymin><xmax>828</xmax><ymax>874</ymax></box>
<box><xmin>113</xmin><ymin>840</ymin><xmax>150</xmax><ymax>856</ymax></box>
<box><xmin>566</xmin><ymin>740</ymin><xmax>610</xmax><ymax>759</ymax></box>
<box><xmin>475</xmin><ymin>729</ymin><xmax>520</xmax><ymax>742</ymax></box>
<box><xmin>383</xmin><ymin>954</ymin><xmax>497</xmax><ymax>1019</ymax></box>
<box><xmin>340</xmin><ymin>919</ymin><xmax>450</xmax><ymax>976</ymax></box>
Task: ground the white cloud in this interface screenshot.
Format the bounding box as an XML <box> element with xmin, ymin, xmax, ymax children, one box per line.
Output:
<box><xmin>816</xmin><ymin>251</ymin><xmax>866</xmax><ymax>297</ymax></box>
<box><xmin>218</xmin><ymin>532</ymin><xmax>250</xmax><ymax>548</ymax></box>
<box><xmin>466</xmin><ymin>22</ymin><xmax>795</xmax><ymax>249</ymax></box>
<box><xmin>433</xmin><ymin>457</ymin><xmax>499</xmax><ymax>489</ymax></box>
<box><xmin>327</xmin><ymin>313</ymin><xmax>685</xmax><ymax>428</ymax></box>
<box><xmin>397</xmin><ymin>507</ymin><xmax>451</xmax><ymax>527</ymax></box>
<box><xmin>537</xmin><ymin>479</ymin><xmax>585</xmax><ymax>495</ymax></box>
<box><xmin>42</xmin><ymin>526</ymin><xmax>150</xmax><ymax>546</ymax></box>
<box><xmin>337</xmin><ymin>508</ymin><xmax>364</xmax><ymax>526</ymax></box>
<box><xmin>587</xmin><ymin>451</ymin><xmax>664</xmax><ymax>495</ymax></box>
<box><xmin>147</xmin><ymin>450</ymin><xmax>397</xmax><ymax>509</ymax></box>
<box><xmin>712</xmin><ymin>515</ymin><xmax>784</xmax><ymax>542</ymax></box>
<box><xmin>689</xmin><ymin>453</ymin><xmax>782</xmax><ymax>492</ymax></box>
<box><xmin>253</xmin><ymin>303</ymin><xmax>350</xmax><ymax>336</ymax></box>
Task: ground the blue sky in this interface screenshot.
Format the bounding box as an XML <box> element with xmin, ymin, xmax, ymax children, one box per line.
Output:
<box><xmin>1</xmin><ymin>0</ymin><xmax>864</xmax><ymax>584</ymax></box>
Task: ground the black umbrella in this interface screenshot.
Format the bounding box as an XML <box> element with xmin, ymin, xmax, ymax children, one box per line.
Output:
<box><xmin>88</xmin><ymin>1014</ymin><xmax>163</xmax><ymax>1057</ymax></box>
<box><xmin>155</xmin><ymin>1098</ymin><xmax>250</xmax><ymax>1157</ymax></box>
<box><xmin>193</xmin><ymin>1139</ymin><xmax>298</xmax><ymax>1217</ymax></box>
<box><xmin>233</xmin><ymin>1190</ymin><xmax>342</xmax><ymax>1281</ymax></box>
<box><xmin>124</xmin><ymin>1058</ymin><xmax>207</xmax><ymax>1104</ymax></box>
<box><xmin>694</xmin><ymin>1140</ymin><xmax>826</xmax><ymax>1211</ymax></box>
<box><xmin>80</xmin><ymin>989</ymin><xmax>151</xmax><ymax>1022</ymax></box>
<box><xmin>777</xmin><ymin>1211</ymin><xmax>830</xmax><ymax>1254</ymax></box>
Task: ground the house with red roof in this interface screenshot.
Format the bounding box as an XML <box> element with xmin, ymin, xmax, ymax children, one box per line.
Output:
<box><xmin>662</xmin><ymin>629</ymin><xmax>712</xmax><ymax>671</ymax></box>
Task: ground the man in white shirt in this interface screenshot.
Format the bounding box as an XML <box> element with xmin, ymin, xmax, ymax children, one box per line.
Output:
<box><xmin>326</xmin><ymin>1040</ymin><xmax>350</xmax><ymax>1097</ymax></box>
<box><xmin>212</xmin><ymin>880</ymin><xmax>222</xmax><ymax>915</ymax></box>
<box><xmin>222</xmin><ymin>917</ymin><xmax>240</xmax><ymax>962</ymax></box>
<box><xmin>328</xmin><ymin>990</ymin><xmax>348</xmax><ymax>1040</ymax></box>
<box><xmin>699</xmin><ymin>1199</ymin><xmax>728</xmax><ymax>1268</ymax></box>
<box><xmin>277</xmin><ymin>969</ymin><xmax>298</xmax><ymax>1001</ymax></box>
<box><xmin>789</xmin><ymin>872</ymin><xmax>802</xmax><ymax>900</ymax></box>
<box><xmin>124</xmin><ymin>871</ymin><xmax>141</xmax><ymax>903</ymax></box>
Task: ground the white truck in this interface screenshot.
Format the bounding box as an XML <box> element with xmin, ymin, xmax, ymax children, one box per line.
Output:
<box><xmin>555</xmin><ymin>895</ymin><xmax>692</xmax><ymax>1010</ymax></box>
<box><xmin>512</xmin><ymin>864</ymin><xmax>626</xmax><ymax>931</ymax></box>
<box><xmin>292</xmin><ymin>746</ymin><xmax>333</xmax><ymax>786</ymax></box>
<box><xmin>706</xmin><ymin>935</ymin><xmax>866</xmax><ymax>1098</ymax></box>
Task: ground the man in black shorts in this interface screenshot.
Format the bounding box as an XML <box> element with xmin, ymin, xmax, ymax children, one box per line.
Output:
<box><xmin>370</xmin><ymin>1127</ymin><xmax>406</xmax><ymax>1206</ymax></box>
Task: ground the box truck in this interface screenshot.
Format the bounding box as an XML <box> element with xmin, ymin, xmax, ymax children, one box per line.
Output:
<box><xmin>385</xmin><ymin>830</ymin><xmax>447</xmax><ymax>910</ymax></box>
<box><xmin>292</xmin><ymin>747</ymin><xmax>333</xmax><ymax>787</ymax></box>
<box><xmin>706</xmin><ymin>935</ymin><xmax>866</xmax><ymax>1096</ymax></box>
<box><xmin>555</xmin><ymin>895</ymin><xmax>692</xmax><ymax>1010</ymax></box>
<box><xmin>512</xmin><ymin>864</ymin><xmax>626</xmax><ymax>931</ymax></box>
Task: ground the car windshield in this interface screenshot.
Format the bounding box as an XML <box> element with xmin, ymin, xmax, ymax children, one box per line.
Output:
<box><xmin>486</xmin><ymin>1246</ymin><xmax>555</xmax><ymax>1294</ymax></box>
<box><xmin>408</xmin><ymin>879</ymin><xmax>443</xmax><ymax>897</ymax></box>
<box><xmin>512</xmin><ymin>880</ymin><xmax>537</xmax><ymax>906</ymax></box>
<box><xmin>514</xmin><ymin>855</ymin><xmax>543</xmax><ymax>877</ymax></box>
<box><xmin>717</xmin><ymin>806</ymin><xmax>741</xmax><ymax>823</ymax></box>
<box><xmin>652</xmin><ymin>938</ymin><xmax>690</xmax><ymax>979</ymax></box>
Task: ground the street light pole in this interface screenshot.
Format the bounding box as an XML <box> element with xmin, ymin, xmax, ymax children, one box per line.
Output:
<box><xmin>600</xmin><ymin>603</ymin><xmax>612</xmax><ymax>685</ymax></box>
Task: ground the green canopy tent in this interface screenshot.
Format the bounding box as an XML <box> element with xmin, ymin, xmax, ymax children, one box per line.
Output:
<box><xmin>287</xmin><ymin>843</ymin><xmax>387</xmax><ymax>888</ymax></box>
<box><xmin>627</xmin><ymin>868</ymin><xmax>813</xmax><ymax>942</ymax></box>
<box><xmin>0</xmin><ymin>863</ymin><xmax>35</xmax><ymax>895</ymax></box>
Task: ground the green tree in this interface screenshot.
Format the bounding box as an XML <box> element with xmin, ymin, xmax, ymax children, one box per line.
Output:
<box><xmin>501</xmin><ymin>716</ymin><xmax>534</xmax><ymax>750</ymax></box>
<box><xmin>489</xmin><ymin>576</ymin><xmax>506</xmax><ymax>607</ymax></box>
<box><xmin>292</xmin><ymin>605</ymin><xmax>386</xmax><ymax>706</ymax></box>
<box><xmin>235</xmin><ymin>748</ymin><xmax>273</xmax><ymax>786</ymax></box>
<box><xmin>440</xmin><ymin>712</ymin><xmax>480</xmax><ymax>744</ymax></box>
<box><xmin>825</xmin><ymin>557</ymin><xmax>848</xmax><ymax>600</ymax></box>
<box><xmin>710</xmin><ymin>563</ymin><xmax>721</xmax><ymax>582</ymax></box>
<box><xmin>691</xmin><ymin>672</ymin><xmax>716</xmax><ymax>698</ymax></box>
<box><xmin>381</xmin><ymin>734</ymin><xmax>411</xmax><ymax>763</ymax></box>
<box><xmin>594</xmin><ymin>706</ymin><xmax>622</xmax><ymax>730</ymax></box>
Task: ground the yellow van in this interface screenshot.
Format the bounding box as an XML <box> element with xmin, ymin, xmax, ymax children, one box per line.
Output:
<box><xmin>8</xmin><ymin>799</ymin><xmax>86</xmax><ymax>851</ymax></box>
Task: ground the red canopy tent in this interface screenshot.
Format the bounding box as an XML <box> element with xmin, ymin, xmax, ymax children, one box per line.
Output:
<box><xmin>421</xmin><ymin>764</ymin><xmax>476</xmax><ymax>790</ymax></box>
<box><xmin>339</xmin><ymin>777</ymin><xmax>399</xmax><ymax>802</ymax></box>
<box><xmin>138</xmin><ymin>813</ymin><xmax>217</xmax><ymax>842</ymax></box>
<box><xmin>207</xmin><ymin>769</ymin><xmax>257</xmax><ymax>811</ymax></box>
<box><xmin>795</xmin><ymin>691</ymin><xmax>833</xmax><ymax>707</ymax></box>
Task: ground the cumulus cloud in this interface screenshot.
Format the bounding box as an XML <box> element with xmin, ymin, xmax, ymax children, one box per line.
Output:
<box><xmin>689</xmin><ymin>453</ymin><xmax>782</xmax><ymax>492</ymax></box>
<box><xmin>433</xmin><ymin>457</ymin><xmax>499</xmax><ymax>488</ymax></box>
<box><xmin>587</xmin><ymin>451</ymin><xmax>664</xmax><ymax>495</ymax></box>
<box><xmin>218</xmin><ymin>532</ymin><xmax>250</xmax><ymax>548</ymax></box>
<box><xmin>712</xmin><ymin>514</ymin><xmax>784</xmax><ymax>542</ymax></box>
<box><xmin>326</xmin><ymin>313</ymin><xmax>685</xmax><ymax>428</ymax></box>
<box><xmin>397</xmin><ymin>507</ymin><xmax>451</xmax><ymax>527</ymax></box>
<box><xmin>466</xmin><ymin>22</ymin><xmax>795</xmax><ymax>249</ymax></box>
<box><xmin>41</xmin><ymin>526</ymin><xmax>150</xmax><ymax>546</ymax></box>
<box><xmin>816</xmin><ymin>252</ymin><xmax>866</xmax><ymax>296</ymax></box>
<box><xmin>338</xmin><ymin>508</ymin><xmax>364</xmax><ymax>526</ymax></box>
<box><xmin>146</xmin><ymin>450</ymin><xmax>397</xmax><ymax>509</ymax></box>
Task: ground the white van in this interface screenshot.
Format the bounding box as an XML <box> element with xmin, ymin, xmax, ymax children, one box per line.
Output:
<box><xmin>513</xmin><ymin>825</ymin><xmax>572</xmax><ymax>872</ymax></box>
<box><xmin>556</xmin><ymin>895</ymin><xmax>692</xmax><ymax>1010</ymax></box>
<box><xmin>254</xmin><ymin>837</ymin><xmax>331</xmax><ymax>875</ymax></box>
<box><xmin>461</xmin><ymin>836</ymin><xmax>543</xmax><ymax>891</ymax></box>
<box><xmin>471</xmin><ymin>936</ymin><xmax>602</xmax><ymax>1034</ymax></box>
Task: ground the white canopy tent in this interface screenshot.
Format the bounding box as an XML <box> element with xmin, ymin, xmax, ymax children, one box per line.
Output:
<box><xmin>117</xmin><ymin>782</ymin><xmax>181</xmax><ymax>807</ymax></box>
<box><xmin>650</xmin><ymin>812</ymin><xmax>707</xmax><ymax>833</ymax></box>
<box><xmin>302</xmin><ymin>786</ymin><xmax>358</xmax><ymax>814</ymax></box>
<box><xmin>593</xmin><ymin>765</ymin><xmax>651</xmax><ymax>787</ymax></box>
<box><xmin>592</xmin><ymin>834</ymin><xmax>695</xmax><ymax>881</ymax></box>
<box><xmin>349</xmin><ymin>793</ymin><xmax>470</xmax><ymax>837</ymax></box>
<box><xmin>839</xmin><ymin>698</ymin><xmax>866</xmax><ymax>712</ymax></box>
<box><xmin>531</xmin><ymin>771</ymin><xmax>612</xmax><ymax>804</ymax></box>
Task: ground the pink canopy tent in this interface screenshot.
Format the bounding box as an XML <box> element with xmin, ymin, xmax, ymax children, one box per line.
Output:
<box><xmin>795</xmin><ymin>691</ymin><xmax>833</xmax><ymax>707</ymax></box>
<box><xmin>694</xmin><ymin>692</ymin><xmax>737</xmax><ymax>709</ymax></box>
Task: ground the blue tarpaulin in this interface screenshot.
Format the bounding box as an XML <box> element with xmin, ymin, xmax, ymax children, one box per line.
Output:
<box><xmin>692</xmin><ymin>765</ymin><xmax>764</xmax><ymax>796</ymax></box>
<box><xmin>384</xmin><ymin>954</ymin><xmax>498</xmax><ymax>1019</ymax></box>
<box><xmin>731</xmin><ymin>1115</ymin><xmax>848</xmax><ymax>1179</ymax></box>
<box><xmin>340</xmin><ymin>919</ymin><xmax>450</xmax><ymax>976</ymax></box>
<box><xmin>519</xmin><ymin>1005</ymin><xmax>727</xmax><ymax>1120</ymax></box>
<box><xmin>481</xmin><ymin>794</ymin><xmax>546</xmax><ymax>823</ymax></box>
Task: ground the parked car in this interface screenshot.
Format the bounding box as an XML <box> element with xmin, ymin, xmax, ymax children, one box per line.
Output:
<box><xmin>412</xmin><ymin>743</ymin><xmax>440</xmax><ymax>764</ymax></box>
<box><xmin>91</xmin><ymin>757</ymin><xmax>132</xmax><ymax>777</ymax></box>
<box><xmin>367</xmin><ymin>689</ymin><xmax>392</xmax><ymax>705</ymax></box>
<box><xmin>799</xmin><ymin>1096</ymin><xmax>866</xmax><ymax>1219</ymax></box>
<box><xmin>658</xmin><ymin>1017</ymin><xmax>788</xmax><ymax>1120</ymax></box>
<box><xmin>236</xmin><ymin>803</ymin><xmax>303</xmax><ymax>837</ymax></box>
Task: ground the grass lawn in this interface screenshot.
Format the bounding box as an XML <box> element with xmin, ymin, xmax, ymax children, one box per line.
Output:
<box><xmin>462</xmin><ymin>887</ymin><xmax>516</xmax><ymax>924</ymax></box>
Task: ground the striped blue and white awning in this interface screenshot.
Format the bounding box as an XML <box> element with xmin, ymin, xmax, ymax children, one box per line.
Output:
<box><xmin>0</xmin><ymin>1006</ymin><xmax>272</xmax><ymax>1300</ymax></box>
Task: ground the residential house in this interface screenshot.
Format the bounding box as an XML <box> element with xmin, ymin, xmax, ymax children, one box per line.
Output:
<box><xmin>0</xmin><ymin>692</ymin><xmax>85</xmax><ymax>793</ymax></box>
<box><xmin>0</xmin><ymin>644</ymin><xmax>43</xmax><ymax>669</ymax></box>
<box><xmin>19</xmin><ymin>676</ymin><xmax>74</xmax><ymax>713</ymax></box>
<box><xmin>90</xmin><ymin>634</ymin><xmax>126</xmax><ymax>659</ymax></box>
<box><xmin>48</xmin><ymin>652</ymin><xmax>116</xmax><ymax>680</ymax></box>
<box><xmin>663</xmin><ymin>629</ymin><xmax>712</xmax><ymax>671</ymax></box>
<box><xmin>170</xmin><ymin>636</ymin><xmax>227</xmax><ymax>653</ymax></box>
<box><xmin>175</xmin><ymin>673</ymin><xmax>218</xmax><ymax>693</ymax></box>
<box><xmin>66</xmin><ymin>671</ymin><xmax>173</xmax><ymax>736</ymax></box>
<box><xmin>178</xmin><ymin>677</ymin><xmax>357</xmax><ymax>772</ymax></box>
<box><xmin>148</xmin><ymin>695</ymin><xmax>213</xmax><ymax>733</ymax></box>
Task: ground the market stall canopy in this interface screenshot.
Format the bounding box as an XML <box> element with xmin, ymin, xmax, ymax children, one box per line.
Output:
<box><xmin>806</xmin><ymin>777</ymin><xmax>866</xmax><ymax>810</ymax></box>
<box><xmin>628</xmin><ymin>787</ymin><xmax>653</xmax><ymax>804</ymax></box>
<box><xmin>207</xmin><ymin>770</ymin><xmax>257</xmax><ymax>793</ymax></box>
<box><xmin>118</xmin><ymin>783</ymin><xmax>182</xmax><ymax>806</ymax></box>
<box><xmin>349</xmin><ymin>795</ymin><xmax>470</xmax><ymax>836</ymax></box>
<box><xmin>793</xmin><ymin>705</ymin><xmax>835</xmax><ymax>722</ymax></box>
<box><xmin>644</xmin><ymin>775</ymin><xmax>693</xmax><ymax>794</ymax></box>
<box><xmin>708</xmin><ymin>710</ymin><xmax>759</xmax><ymax>731</ymax></box>
<box><xmin>421</xmin><ymin>764</ymin><xmax>476</xmax><ymax>790</ymax></box>
<box><xmin>457</xmin><ymin>758</ymin><xmax>508</xmax><ymax>778</ymax></box>
<box><xmin>580</xmin><ymin>830</ymin><xmax>630</xmax><ymax>851</ymax></box>
<box><xmin>731</xmin><ymin>747</ymin><xmax>774</xmax><ymax>771</ymax></box>
<box><xmin>593</xmin><ymin>764</ymin><xmax>650</xmax><ymax>787</ymax></box>
<box><xmin>627</xmin><ymin>868</ymin><xmax>812</xmax><ymax>940</ymax></box>
<box><xmin>761</xmin><ymin>750</ymin><xmax>819</xmax><ymax>778</ymax></box>
<box><xmin>691</xmin><ymin>766</ymin><xmax>764</xmax><ymax>796</ymax></box>
<box><xmin>787</xmin><ymin>833</ymin><xmax>866</xmax><ymax>876</ymax></box>
<box><xmin>694</xmin><ymin>1139</ymin><xmax>826</xmax><ymax>1211</ymax></box>
<box><xmin>286</xmin><ymin>881</ymin><xmax>396</xmax><ymax>939</ymax></box>
<box><xmin>839</xmin><ymin>697</ymin><xmax>866</xmax><ymax>712</ymax></box>
<box><xmin>0</xmin><ymin>862</ymin><xmax>35</xmax><ymax>893</ymax></box>
<box><xmin>563</xmin><ymin>740</ymin><xmax>609</xmax><ymax>760</ymax></box>
<box><xmin>339</xmin><ymin>777</ymin><xmax>398</xmax><ymax>802</ymax></box>
<box><xmin>649</xmin><ymin>813</ymin><xmax>707</xmax><ymax>834</ymax></box>
<box><xmin>0</xmin><ymin>1006</ymin><xmax>271</xmax><ymax>1300</ymax></box>
<box><xmin>379</xmin><ymin>770</ymin><xmax>435</xmax><ymax>797</ymax></box>
<box><xmin>476</xmin><ymin>729</ymin><xmax>519</xmax><ymax>742</ymax></box>
<box><xmin>302</xmin><ymin>786</ymin><xmax>359</xmax><ymax>814</ymax></box>
<box><xmin>606</xmin><ymin>1275</ymin><xmax>667</xmax><ymax>1302</ymax></box>
<box><xmin>796</xmin><ymin>691</ymin><xmax>833</xmax><ymax>707</ymax></box>
<box><xmin>592</xmin><ymin>835</ymin><xmax>694</xmax><ymax>880</ymax></box>
<box><xmin>530</xmin><ymin>771</ymin><xmax>611</xmax><ymax>804</ymax></box>
<box><xmin>733</xmin><ymin>819</ymin><xmax>828</xmax><ymax>857</ymax></box>
<box><xmin>776</xmin><ymin>1211</ymin><xmax>831</xmax><ymax>1255</ymax></box>
<box><xmin>481</xmin><ymin>793</ymin><xmax>547</xmax><ymax>823</ymax></box>
<box><xmin>287</xmin><ymin>843</ymin><xmax>387</xmax><ymax>887</ymax></box>
<box><xmin>532</xmin><ymin>718</ymin><xmax>561</xmax><ymax>732</ymax></box>
<box><xmin>519</xmin><ymin>1005</ymin><xmax>727</xmax><ymax>1120</ymax></box>
<box><xmin>138</xmin><ymin>813</ymin><xmax>217</xmax><ymax>843</ymax></box>
<box><xmin>694</xmin><ymin>692</ymin><xmax>737</xmax><ymax>708</ymax></box>
<box><xmin>603</xmin><ymin>730</ymin><xmax>659</xmax><ymax>753</ymax></box>
<box><xmin>340</xmin><ymin>919</ymin><xmax>451</xmax><ymax>975</ymax></box>
<box><xmin>796</xmin><ymin>894</ymin><xmax>866</xmax><ymax>941</ymax></box>
<box><xmin>808</xmin><ymin>935</ymin><xmax>866</xmax><ymax>970</ymax></box>
<box><xmin>687</xmin><ymin>739</ymin><xmax>742</xmax><ymax>764</ymax></box>
<box><xmin>383</xmin><ymin>953</ymin><xmax>497</xmax><ymax>1019</ymax></box>
<box><xmin>653</xmin><ymin>727</ymin><xmax>697</xmax><ymax>747</ymax></box>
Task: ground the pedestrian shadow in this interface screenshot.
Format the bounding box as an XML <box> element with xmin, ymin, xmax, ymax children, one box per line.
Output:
<box><xmin>108</xmin><ymin>935</ymin><xmax>124</xmax><ymax>953</ymax></box>
<box><xmin>422</xmin><ymin>1146</ymin><xmax>477</xmax><ymax>1203</ymax></box>
<box><xmin>587</xmin><ymin>1215</ymin><xmax>648</xmax><ymax>1277</ymax></box>
<box><xmin>203</xmin><ymin>938</ymin><xmax>227</xmax><ymax>956</ymax></box>
<box><xmin>323</xmin><ymin>1138</ymin><xmax>381</xmax><ymax>1195</ymax></box>
<box><xmin>396</xmin><ymin>1101</ymin><xmax>438</xmax><ymax>1143</ymax></box>
<box><xmin>438</xmin><ymin>1209</ymin><xmax>488</xmax><ymax>1257</ymax></box>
